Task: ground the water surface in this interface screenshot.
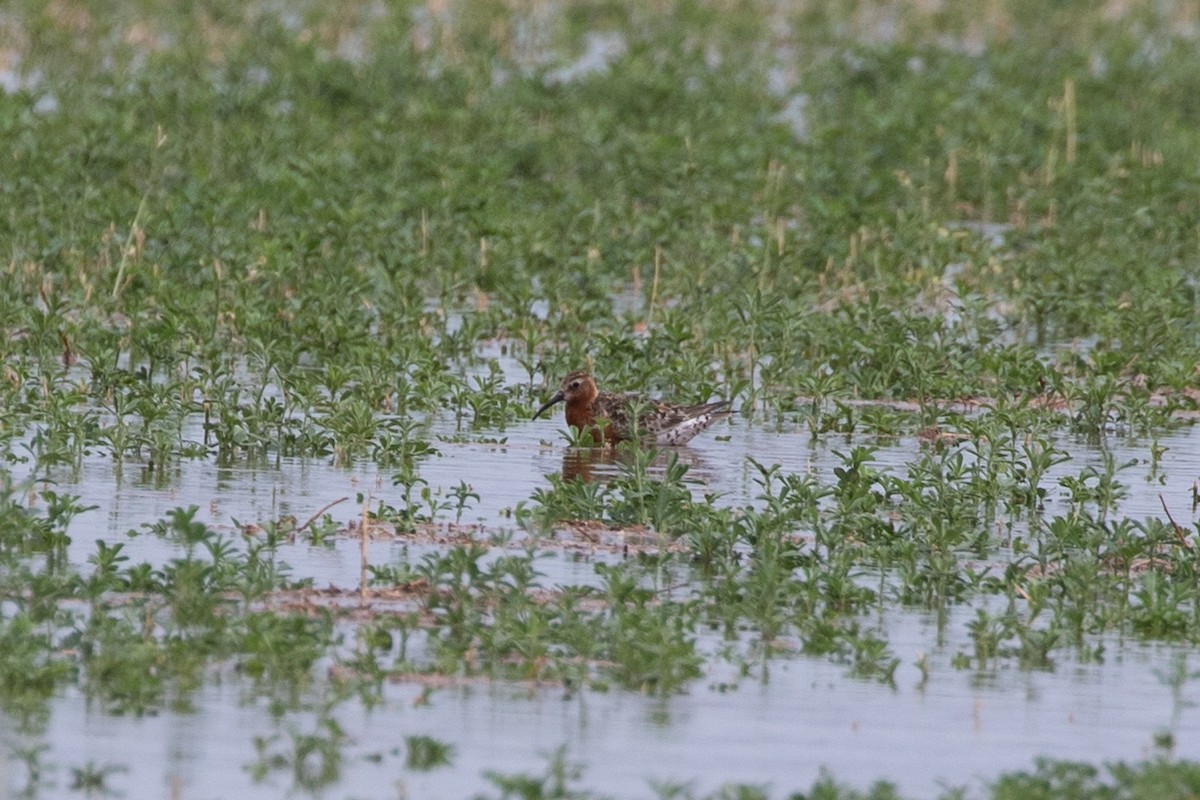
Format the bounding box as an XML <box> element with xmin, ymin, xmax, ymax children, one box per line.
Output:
<box><xmin>7</xmin><ymin>415</ymin><xmax>1200</xmax><ymax>798</ymax></box>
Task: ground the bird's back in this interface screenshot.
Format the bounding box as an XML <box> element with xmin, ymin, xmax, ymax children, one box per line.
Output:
<box><xmin>593</xmin><ymin>392</ymin><xmax>731</xmax><ymax>445</ymax></box>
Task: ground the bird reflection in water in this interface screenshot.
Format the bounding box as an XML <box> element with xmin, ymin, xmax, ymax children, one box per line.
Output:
<box><xmin>558</xmin><ymin>446</ymin><xmax>716</xmax><ymax>484</ymax></box>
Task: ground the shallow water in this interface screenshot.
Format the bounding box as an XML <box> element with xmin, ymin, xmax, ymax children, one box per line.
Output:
<box><xmin>6</xmin><ymin>414</ymin><xmax>1200</xmax><ymax>797</ymax></box>
<box><xmin>11</xmin><ymin>609</ymin><xmax>1200</xmax><ymax>799</ymax></box>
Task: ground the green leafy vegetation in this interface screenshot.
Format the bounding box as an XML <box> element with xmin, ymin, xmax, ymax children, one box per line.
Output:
<box><xmin>2</xmin><ymin>0</ymin><xmax>1200</xmax><ymax>796</ymax></box>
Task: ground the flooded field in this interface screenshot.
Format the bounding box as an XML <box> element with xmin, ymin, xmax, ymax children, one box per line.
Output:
<box><xmin>21</xmin><ymin>614</ymin><xmax>1200</xmax><ymax>799</ymax></box>
<box><xmin>5</xmin><ymin>409</ymin><xmax>1200</xmax><ymax>797</ymax></box>
<box><xmin>4</xmin><ymin>0</ymin><xmax>1200</xmax><ymax>797</ymax></box>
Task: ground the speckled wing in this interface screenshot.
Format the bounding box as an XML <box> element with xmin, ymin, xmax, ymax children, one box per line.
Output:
<box><xmin>587</xmin><ymin>392</ymin><xmax>641</xmax><ymax>440</ymax></box>
<box><xmin>590</xmin><ymin>391</ymin><xmax>731</xmax><ymax>445</ymax></box>
<box><xmin>644</xmin><ymin>400</ymin><xmax>732</xmax><ymax>445</ymax></box>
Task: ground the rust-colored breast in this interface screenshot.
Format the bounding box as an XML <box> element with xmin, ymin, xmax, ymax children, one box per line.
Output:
<box><xmin>564</xmin><ymin>400</ymin><xmax>619</xmax><ymax>445</ymax></box>
<box><xmin>564</xmin><ymin>402</ymin><xmax>593</xmax><ymax>432</ymax></box>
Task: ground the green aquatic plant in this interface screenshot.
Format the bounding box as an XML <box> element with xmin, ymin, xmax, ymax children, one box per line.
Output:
<box><xmin>68</xmin><ymin>760</ymin><xmax>126</xmax><ymax>796</ymax></box>
<box><xmin>404</xmin><ymin>735</ymin><xmax>455</xmax><ymax>771</ymax></box>
<box><xmin>249</xmin><ymin>714</ymin><xmax>346</xmax><ymax>791</ymax></box>
<box><xmin>480</xmin><ymin>747</ymin><xmax>594</xmax><ymax>800</ymax></box>
<box><xmin>1058</xmin><ymin>453</ymin><xmax>1134</xmax><ymax>519</ymax></box>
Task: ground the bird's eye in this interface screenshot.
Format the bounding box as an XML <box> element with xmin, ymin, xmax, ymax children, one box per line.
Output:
<box><xmin>569</xmin><ymin>381</ymin><xmax>580</xmax><ymax>389</ymax></box>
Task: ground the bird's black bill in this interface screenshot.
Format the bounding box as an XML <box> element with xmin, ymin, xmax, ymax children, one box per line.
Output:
<box><xmin>533</xmin><ymin>390</ymin><xmax>565</xmax><ymax>420</ymax></box>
